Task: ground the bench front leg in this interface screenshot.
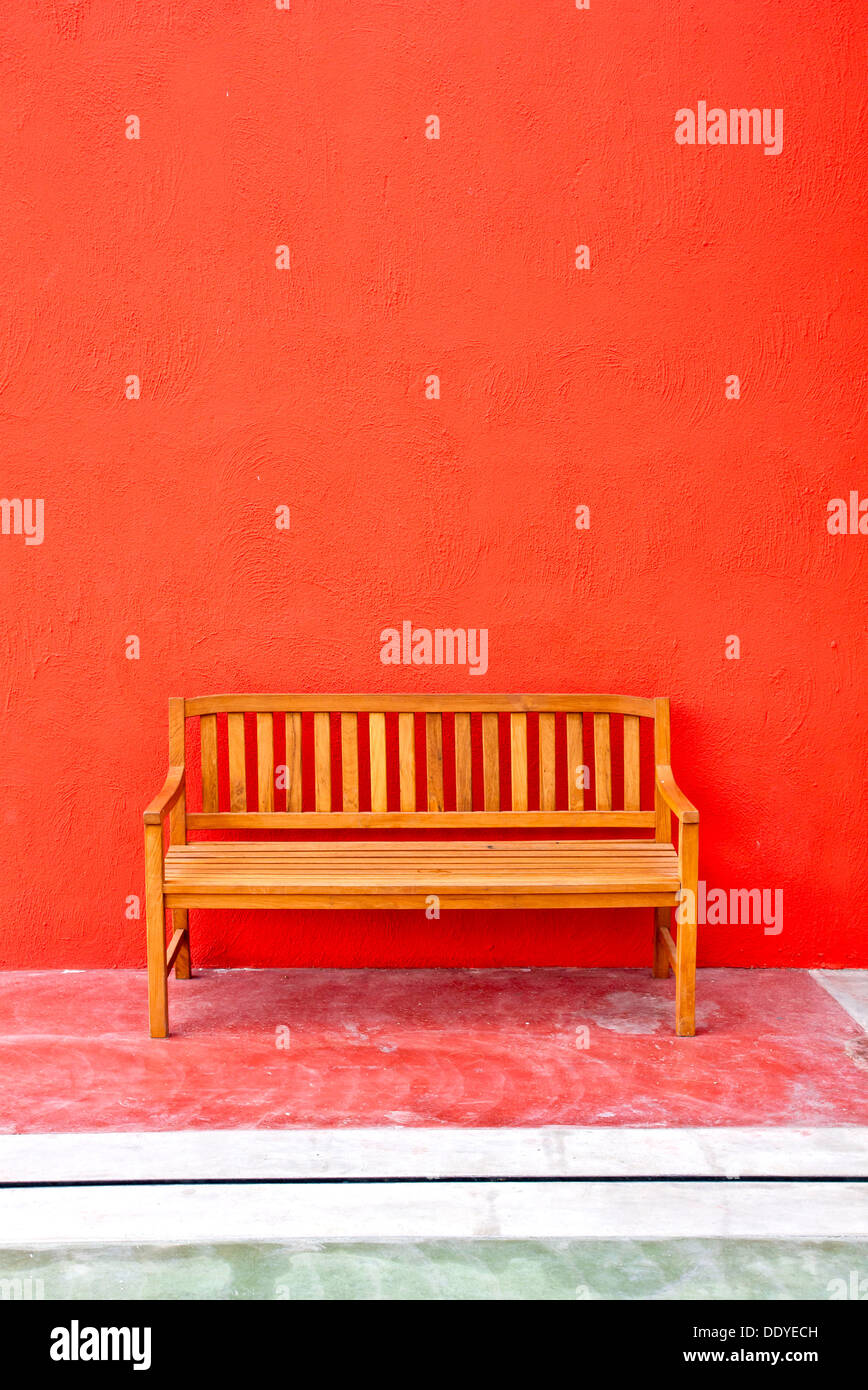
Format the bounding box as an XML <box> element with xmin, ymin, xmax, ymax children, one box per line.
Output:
<box><xmin>145</xmin><ymin>822</ymin><xmax>169</xmax><ymax>1038</ymax></box>
<box><xmin>675</xmin><ymin>820</ymin><xmax>698</xmax><ymax>1037</ymax></box>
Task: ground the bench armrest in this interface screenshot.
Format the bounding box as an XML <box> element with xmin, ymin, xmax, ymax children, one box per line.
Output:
<box><xmin>143</xmin><ymin>766</ymin><xmax>185</xmax><ymax>825</ymax></box>
<box><xmin>654</xmin><ymin>765</ymin><xmax>699</xmax><ymax>824</ymax></box>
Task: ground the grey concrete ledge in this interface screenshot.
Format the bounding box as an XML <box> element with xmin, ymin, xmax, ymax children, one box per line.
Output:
<box><xmin>1</xmin><ymin>1180</ymin><xmax>866</xmax><ymax>1246</ymax></box>
<box><xmin>1</xmin><ymin>1125</ymin><xmax>867</xmax><ymax>1184</ymax></box>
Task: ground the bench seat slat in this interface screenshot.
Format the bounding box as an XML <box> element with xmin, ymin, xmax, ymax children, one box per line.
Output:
<box><xmin>165</xmin><ymin>840</ymin><xmax>680</xmax><ymax>895</ymax></box>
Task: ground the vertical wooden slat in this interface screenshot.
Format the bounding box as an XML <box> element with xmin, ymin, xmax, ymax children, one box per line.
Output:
<box><xmin>369</xmin><ymin>712</ymin><xmax>387</xmax><ymax>812</ymax></box>
<box><xmin>623</xmin><ymin>714</ymin><xmax>640</xmax><ymax>812</ymax></box>
<box><xmin>284</xmin><ymin>713</ymin><xmax>302</xmax><ymax>812</ymax></box>
<box><xmin>510</xmin><ymin>712</ymin><xmax>528</xmax><ymax>811</ymax></box>
<box><xmin>426</xmin><ymin>713</ymin><xmax>444</xmax><ymax>811</ymax></box>
<box><xmin>566</xmin><ymin>712</ymin><xmax>584</xmax><ymax>811</ymax></box>
<box><xmin>256</xmin><ymin>713</ymin><xmax>274</xmax><ymax>812</ymax></box>
<box><xmin>538</xmin><ymin>712</ymin><xmax>556</xmax><ymax>812</ymax></box>
<box><xmin>200</xmin><ymin>714</ymin><xmax>219</xmax><ymax>813</ymax></box>
<box><xmin>314</xmin><ymin>711</ymin><xmax>331</xmax><ymax>811</ymax></box>
<box><xmin>654</xmin><ymin>696</ymin><xmax>672</xmax><ymax>843</ymax></box>
<box><xmin>454</xmin><ymin>712</ymin><xmax>473</xmax><ymax>811</ymax></box>
<box><xmin>398</xmin><ymin>712</ymin><xmax>416</xmax><ymax>811</ymax></box>
<box><xmin>227</xmin><ymin>712</ymin><xmax>247</xmax><ymax>811</ymax></box>
<box><xmin>341</xmin><ymin>713</ymin><xmax>359</xmax><ymax>812</ymax></box>
<box><xmin>482</xmin><ymin>713</ymin><xmax>500</xmax><ymax>810</ymax></box>
<box><xmin>593</xmin><ymin>712</ymin><xmax>611</xmax><ymax>811</ymax></box>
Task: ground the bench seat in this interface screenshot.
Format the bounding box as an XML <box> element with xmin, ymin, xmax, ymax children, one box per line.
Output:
<box><xmin>164</xmin><ymin>839</ymin><xmax>681</xmax><ymax>905</ymax></box>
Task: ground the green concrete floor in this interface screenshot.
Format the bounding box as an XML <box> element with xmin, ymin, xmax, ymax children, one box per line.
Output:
<box><xmin>3</xmin><ymin>1240</ymin><xmax>866</xmax><ymax>1300</ymax></box>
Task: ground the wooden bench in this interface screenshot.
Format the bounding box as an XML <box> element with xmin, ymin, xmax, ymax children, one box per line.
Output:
<box><xmin>144</xmin><ymin>695</ymin><xmax>699</xmax><ymax>1039</ymax></box>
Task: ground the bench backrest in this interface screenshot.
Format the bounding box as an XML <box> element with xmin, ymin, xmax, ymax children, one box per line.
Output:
<box><xmin>171</xmin><ymin>695</ymin><xmax>673</xmax><ymax>832</ymax></box>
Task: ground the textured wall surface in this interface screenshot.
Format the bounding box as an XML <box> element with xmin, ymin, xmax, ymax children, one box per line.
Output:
<box><xmin>0</xmin><ymin>1</ymin><xmax>865</xmax><ymax>970</ymax></box>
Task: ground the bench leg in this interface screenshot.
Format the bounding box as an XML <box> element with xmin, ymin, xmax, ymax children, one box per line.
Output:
<box><xmin>173</xmin><ymin>909</ymin><xmax>191</xmax><ymax>979</ymax></box>
<box><xmin>653</xmin><ymin>907</ymin><xmax>671</xmax><ymax>978</ymax></box>
<box><xmin>675</xmin><ymin>822</ymin><xmax>698</xmax><ymax>1037</ymax></box>
<box><xmin>675</xmin><ymin>915</ymin><xmax>697</xmax><ymax>1037</ymax></box>
<box><xmin>145</xmin><ymin>825</ymin><xmax>169</xmax><ymax>1038</ymax></box>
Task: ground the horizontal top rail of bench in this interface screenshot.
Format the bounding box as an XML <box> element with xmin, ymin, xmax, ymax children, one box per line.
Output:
<box><xmin>183</xmin><ymin>693</ymin><xmax>657</xmax><ymax>716</ymax></box>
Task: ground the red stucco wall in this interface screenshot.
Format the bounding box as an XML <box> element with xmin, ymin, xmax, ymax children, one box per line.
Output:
<box><xmin>1</xmin><ymin>1</ymin><xmax>865</xmax><ymax>970</ymax></box>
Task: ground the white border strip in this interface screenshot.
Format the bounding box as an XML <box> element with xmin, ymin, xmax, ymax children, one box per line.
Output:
<box><xmin>1</xmin><ymin>1126</ymin><xmax>867</xmax><ymax>1183</ymax></box>
<box><xmin>1</xmin><ymin>1181</ymin><xmax>866</xmax><ymax>1246</ymax></box>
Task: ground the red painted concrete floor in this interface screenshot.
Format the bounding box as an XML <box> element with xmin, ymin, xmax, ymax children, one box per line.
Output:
<box><xmin>2</xmin><ymin>969</ymin><xmax>866</xmax><ymax>1132</ymax></box>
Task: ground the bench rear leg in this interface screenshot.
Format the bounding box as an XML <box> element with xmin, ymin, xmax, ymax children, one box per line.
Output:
<box><xmin>653</xmin><ymin>907</ymin><xmax>671</xmax><ymax>978</ymax></box>
<box><xmin>173</xmin><ymin>909</ymin><xmax>191</xmax><ymax>979</ymax></box>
